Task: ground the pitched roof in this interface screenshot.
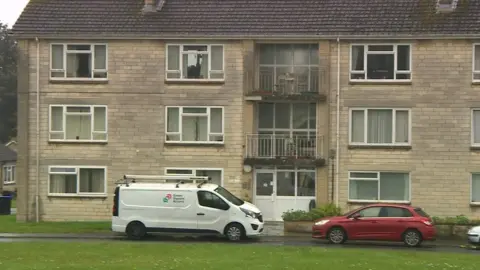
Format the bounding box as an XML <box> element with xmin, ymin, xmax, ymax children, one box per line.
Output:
<box><xmin>0</xmin><ymin>145</ymin><xmax>16</xmax><ymax>162</ymax></box>
<box><xmin>11</xmin><ymin>0</ymin><xmax>480</xmax><ymax>39</ymax></box>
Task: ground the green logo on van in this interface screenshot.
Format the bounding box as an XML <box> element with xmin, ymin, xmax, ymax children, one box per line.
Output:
<box><xmin>163</xmin><ymin>194</ymin><xmax>172</xmax><ymax>203</ymax></box>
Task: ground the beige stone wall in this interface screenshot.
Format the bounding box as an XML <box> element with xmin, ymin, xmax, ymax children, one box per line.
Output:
<box><xmin>21</xmin><ymin>39</ymin><xmax>246</xmax><ymax>221</ymax></box>
<box><xmin>330</xmin><ymin>39</ymin><xmax>480</xmax><ymax>218</ymax></box>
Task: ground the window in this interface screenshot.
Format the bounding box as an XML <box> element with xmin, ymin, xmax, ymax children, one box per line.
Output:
<box><xmin>2</xmin><ymin>165</ymin><xmax>15</xmax><ymax>184</ymax></box>
<box><xmin>165</xmin><ymin>106</ymin><xmax>224</xmax><ymax>144</ymax></box>
<box><xmin>348</xmin><ymin>171</ymin><xmax>410</xmax><ymax>202</ymax></box>
<box><xmin>48</xmin><ymin>166</ymin><xmax>106</xmax><ymax>196</ymax></box>
<box><xmin>166</xmin><ymin>44</ymin><xmax>224</xmax><ymax>80</ymax></box>
<box><xmin>356</xmin><ymin>206</ymin><xmax>381</xmax><ymax>218</ymax></box>
<box><xmin>258</xmin><ymin>44</ymin><xmax>319</xmax><ymax>93</ymax></box>
<box><xmin>379</xmin><ymin>207</ymin><xmax>413</xmax><ymax>218</ymax></box>
<box><xmin>50</xmin><ymin>44</ymin><xmax>107</xmax><ymax>79</ymax></box>
<box><xmin>471</xmin><ymin>174</ymin><xmax>480</xmax><ymax>203</ymax></box>
<box><xmin>165</xmin><ymin>168</ymin><xmax>223</xmax><ymax>186</ymax></box>
<box><xmin>350</xmin><ymin>44</ymin><xmax>411</xmax><ymax>81</ymax></box>
<box><xmin>474</xmin><ymin>45</ymin><xmax>480</xmax><ymax>81</ymax></box>
<box><xmin>349</xmin><ymin>108</ymin><xmax>410</xmax><ymax>146</ymax></box>
<box><xmin>197</xmin><ymin>191</ymin><xmax>230</xmax><ymax>210</ymax></box>
<box><xmin>49</xmin><ymin>105</ymin><xmax>107</xmax><ymax>142</ymax></box>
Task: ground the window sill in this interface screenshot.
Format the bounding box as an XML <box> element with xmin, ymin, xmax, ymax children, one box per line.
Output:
<box><xmin>164</xmin><ymin>79</ymin><xmax>225</xmax><ymax>85</ymax></box>
<box><xmin>48</xmin><ymin>140</ymin><xmax>108</xmax><ymax>145</ymax></box>
<box><xmin>349</xmin><ymin>80</ymin><xmax>412</xmax><ymax>86</ymax></box>
<box><xmin>3</xmin><ymin>182</ymin><xmax>16</xmax><ymax>186</ymax></box>
<box><xmin>348</xmin><ymin>144</ymin><xmax>412</xmax><ymax>150</ymax></box>
<box><xmin>49</xmin><ymin>78</ymin><xmax>109</xmax><ymax>84</ymax></box>
<box><xmin>472</xmin><ymin>81</ymin><xmax>480</xmax><ymax>86</ymax></box>
<box><xmin>164</xmin><ymin>141</ymin><xmax>225</xmax><ymax>147</ymax></box>
<box><xmin>470</xmin><ymin>203</ymin><xmax>480</xmax><ymax>207</ymax></box>
<box><xmin>47</xmin><ymin>194</ymin><xmax>108</xmax><ymax>198</ymax></box>
<box><xmin>347</xmin><ymin>200</ymin><xmax>411</xmax><ymax>205</ymax></box>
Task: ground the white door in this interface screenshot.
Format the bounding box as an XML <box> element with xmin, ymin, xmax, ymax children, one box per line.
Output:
<box><xmin>196</xmin><ymin>190</ymin><xmax>231</xmax><ymax>234</ymax></box>
<box><xmin>254</xmin><ymin>171</ymin><xmax>275</xmax><ymax>221</ymax></box>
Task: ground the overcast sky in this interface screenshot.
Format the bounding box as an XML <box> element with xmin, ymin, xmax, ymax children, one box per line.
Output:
<box><xmin>0</xmin><ymin>0</ymin><xmax>29</xmax><ymax>27</ymax></box>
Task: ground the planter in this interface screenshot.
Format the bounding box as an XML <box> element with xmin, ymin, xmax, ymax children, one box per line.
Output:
<box><xmin>284</xmin><ymin>221</ymin><xmax>476</xmax><ymax>240</ymax></box>
<box><xmin>284</xmin><ymin>221</ymin><xmax>313</xmax><ymax>234</ymax></box>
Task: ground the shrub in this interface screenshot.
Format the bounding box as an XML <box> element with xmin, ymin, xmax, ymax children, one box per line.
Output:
<box><xmin>282</xmin><ymin>203</ymin><xmax>343</xmax><ymax>221</ymax></box>
<box><xmin>431</xmin><ymin>215</ymin><xmax>480</xmax><ymax>225</ymax></box>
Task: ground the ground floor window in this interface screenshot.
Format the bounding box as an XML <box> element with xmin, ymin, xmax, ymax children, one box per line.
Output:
<box><xmin>48</xmin><ymin>166</ymin><xmax>106</xmax><ymax>196</ymax></box>
<box><xmin>164</xmin><ymin>168</ymin><xmax>223</xmax><ymax>186</ymax></box>
<box><xmin>348</xmin><ymin>171</ymin><xmax>410</xmax><ymax>202</ymax></box>
<box><xmin>471</xmin><ymin>173</ymin><xmax>480</xmax><ymax>203</ymax></box>
<box><xmin>255</xmin><ymin>166</ymin><xmax>316</xmax><ymax>197</ymax></box>
<box><xmin>2</xmin><ymin>165</ymin><xmax>15</xmax><ymax>184</ymax></box>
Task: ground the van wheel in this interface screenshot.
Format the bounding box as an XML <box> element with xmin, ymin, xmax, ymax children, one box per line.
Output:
<box><xmin>126</xmin><ymin>221</ymin><xmax>146</xmax><ymax>240</ymax></box>
<box><xmin>225</xmin><ymin>223</ymin><xmax>245</xmax><ymax>242</ymax></box>
<box><xmin>403</xmin><ymin>229</ymin><xmax>423</xmax><ymax>247</ymax></box>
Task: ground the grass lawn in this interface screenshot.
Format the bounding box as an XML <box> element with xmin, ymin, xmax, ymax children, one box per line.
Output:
<box><xmin>0</xmin><ymin>242</ymin><xmax>477</xmax><ymax>270</ymax></box>
<box><xmin>0</xmin><ymin>215</ymin><xmax>110</xmax><ymax>233</ymax></box>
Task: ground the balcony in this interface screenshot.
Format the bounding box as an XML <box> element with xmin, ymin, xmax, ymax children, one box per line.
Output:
<box><xmin>244</xmin><ymin>134</ymin><xmax>326</xmax><ymax>167</ymax></box>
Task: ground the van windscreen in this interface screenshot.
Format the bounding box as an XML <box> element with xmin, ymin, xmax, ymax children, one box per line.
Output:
<box><xmin>214</xmin><ymin>186</ymin><xmax>244</xmax><ymax>206</ymax></box>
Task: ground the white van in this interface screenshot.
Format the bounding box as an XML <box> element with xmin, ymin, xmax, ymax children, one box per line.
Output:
<box><xmin>111</xmin><ymin>175</ymin><xmax>264</xmax><ymax>241</ymax></box>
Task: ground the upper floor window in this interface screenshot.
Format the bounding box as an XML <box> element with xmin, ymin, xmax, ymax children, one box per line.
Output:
<box><xmin>49</xmin><ymin>105</ymin><xmax>108</xmax><ymax>142</ymax></box>
<box><xmin>50</xmin><ymin>44</ymin><xmax>108</xmax><ymax>80</ymax></box>
<box><xmin>48</xmin><ymin>166</ymin><xmax>106</xmax><ymax>196</ymax></box>
<box><xmin>473</xmin><ymin>44</ymin><xmax>480</xmax><ymax>82</ymax></box>
<box><xmin>348</xmin><ymin>171</ymin><xmax>410</xmax><ymax>202</ymax></box>
<box><xmin>350</xmin><ymin>44</ymin><xmax>411</xmax><ymax>81</ymax></box>
<box><xmin>471</xmin><ymin>109</ymin><xmax>480</xmax><ymax>146</ymax></box>
<box><xmin>258</xmin><ymin>44</ymin><xmax>319</xmax><ymax>93</ymax></box>
<box><xmin>165</xmin><ymin>106</ymin><xmax>224</xmax><ymax>144</ymax></box>
<box><xmin>2</xmin><ymin>165</ymin><xmax>15</xmax><ymax>184</ymax></box>
<box><xmin>166</xmin><ymin>44</ymin><xmax>224</xmax><ymax>81</ymax></box>
<box><xmin>349</xmin><ymin>108</ymin><xmax>411</xmax><ymax>146</ymax></box>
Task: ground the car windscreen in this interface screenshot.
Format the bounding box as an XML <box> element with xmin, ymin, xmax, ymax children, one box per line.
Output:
<box><xmin>214</xmin><ymin>186</ymin><xmax>244</xmax><ymax>206</ymax></box>
<box><xmin>414</xmin><ymin>208</ymin><xmax>430</xmax><ymax>218</ymax></box>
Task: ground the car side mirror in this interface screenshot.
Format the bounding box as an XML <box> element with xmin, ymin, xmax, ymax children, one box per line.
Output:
<box><xmin>352</xmin><ymin>213</ymin><xmax>361</xmax><ymax>219</ymax></box>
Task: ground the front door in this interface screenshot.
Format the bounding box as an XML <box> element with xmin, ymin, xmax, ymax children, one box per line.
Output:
<box><xmin>254</xmin><ymin>171</ymin><xmax>275</xmax><ymax>221</ymax></box>
<box><xmin>196</xmin><ymin>191</ymin><xmax>231</xmax><ymax>234</ymax></box>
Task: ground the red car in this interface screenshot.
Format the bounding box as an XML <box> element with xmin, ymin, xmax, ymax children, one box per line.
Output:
<box><xmin>312</xmin><ymin>203</ymin><xmax>436</xmax><ymax>247</ymax></box>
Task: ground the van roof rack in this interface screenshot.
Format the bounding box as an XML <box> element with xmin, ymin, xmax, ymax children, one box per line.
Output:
<box><xmin>115</xmin><ymin>174</ymin><xmax>211</xmax><ymax>188</ymax></box>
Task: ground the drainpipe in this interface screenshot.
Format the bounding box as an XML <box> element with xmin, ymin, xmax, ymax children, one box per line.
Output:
<box><xmin>334</xmin><ymin>37</ymin><xmax>340</xmax><ymax>206</ymax></box>
<box><xmin>35</xmin><ymin>37</ymin><xmax>40</xmax><ymax>223</ymax></box>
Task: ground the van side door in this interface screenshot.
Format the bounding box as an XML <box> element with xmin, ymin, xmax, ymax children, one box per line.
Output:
<box><xmin>196</xmin><ymin>191</ymin><xmax>231</xmax><ymax>234</ymax></box>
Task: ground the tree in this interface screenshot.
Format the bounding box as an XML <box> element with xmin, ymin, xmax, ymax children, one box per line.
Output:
<box><xmin>0</xmin><ymin>23</ymin><xmax>17</xmax><ymax>143</ymax></box>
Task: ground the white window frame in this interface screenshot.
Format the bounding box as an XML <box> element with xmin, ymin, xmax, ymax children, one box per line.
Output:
<box><xmin>349</xmin><ymin>44</ymin><xmax>412</xmax><ymax>82</ymax></box>
<box><xmin>47</xmin><ymin>166</ymin><xmax>107</xmax><ymax>197</ymax></box>
<box><xmin>2</xmin><ymin>165</ymin><xmax>15</xmax><ymax>184</ymax></box>
<box><xmin>165</xmin><ymin>44</ymin><xmax>225</xmax><ymax>81</ymax></box>
<box><xmin>349</xmin><ymin>108</ymin><xmax>412</xmax><ymax>146</ymax></box>
<box><xmin>471</xmin><ymin>108</ymin><xmax>480</xmax><ymax>147</ymax></box>
<box><xmin>348</xmin><ymin>171</ymin><xmax>411</xmax><ymax>203</ymax></box>
<box><xmin>165</xmin><ymin>106</ymin><xmax>225</xmax><ymax>144</ymax></box>
<box><xmin>473</xmin><ymin>44</ymin><xmax>480</xmax><ymax>82</ymax></box>
<box><xmin>164</xmin><ymin>167</ymin><xmax>224</xmax><ymax>186</ymax></box>
<box><xmin>49</xmin><ymin>43</ymin><xmax>108</xmax><ymax>80</ymax></box>
<box><xmin>471</xmin><ymin>173</ymin><xmax>480</xmax><ymax>205</ymax></box>
<box><xmin>49</xmin><ymin>105</ymin><xmax>108</xmax><ymax>143</ymax></box>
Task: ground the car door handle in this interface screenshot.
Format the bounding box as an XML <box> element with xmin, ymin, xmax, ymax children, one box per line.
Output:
<box><xmin>197</xmin><ymin>213</ymin><xmax>205</xmax><ymax>216</ymax></box>
<box><xmin>371</xmin><ymin>221</ymin><xmax>378</xmax><ymax>223</ymax></box>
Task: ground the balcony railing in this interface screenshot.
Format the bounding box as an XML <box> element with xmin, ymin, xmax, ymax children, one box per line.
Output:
<box><xmin>245</xmin><ymin>134</ymin><xmax>324</xmax><ymax>159</ymax></box>
<box><xmin>257</xmin><ymin>67</ymin><xmax>320</xmax><ymax>95</ymax></box>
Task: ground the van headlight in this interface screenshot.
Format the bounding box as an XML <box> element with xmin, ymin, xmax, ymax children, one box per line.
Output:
<box><xmin>315</xmin><ymin>220</ymin><xmax>330</xmax><ymax>226</ymax></box>
<box><xmin>240</xmin><ymin>208</ymin><xmax>257</xmax><ymax>218</ymax></box>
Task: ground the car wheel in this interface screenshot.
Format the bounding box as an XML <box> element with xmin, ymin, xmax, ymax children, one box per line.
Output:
<box><xmin>403</xmin><ymin>229</ymin><xmax>423</xmax><ymax>247</ymax></box>
<box><xmin>225</xmin><ymin>223</ymin><xmax>244</xmax><ymax>242</ymax></box>
<box><xmin>327</xmin><ymin>227</ymin><xmax>346</xmax><ymax>244</ymax></box>
<box><xmin>126</xmin><ymin>221</ymin><xmax>146</xmax><ymax>240</ymax></box>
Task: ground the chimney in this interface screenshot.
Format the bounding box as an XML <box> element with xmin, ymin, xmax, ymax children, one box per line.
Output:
<box><xmin>143</xmin><ymin>0</ymin><xmax>156</xmax><ymax>13</ymax></box>
<box><xmin>435</xmin><ymin>0</ymin><xmax>459</xmax><ymax>13</ymax></box>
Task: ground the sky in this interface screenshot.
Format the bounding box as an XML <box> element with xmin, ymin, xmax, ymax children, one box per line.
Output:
<box><xmin>0</xmin><ymin>0</ymin><xmax>30</xmax><ymax>27</ymax></box>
